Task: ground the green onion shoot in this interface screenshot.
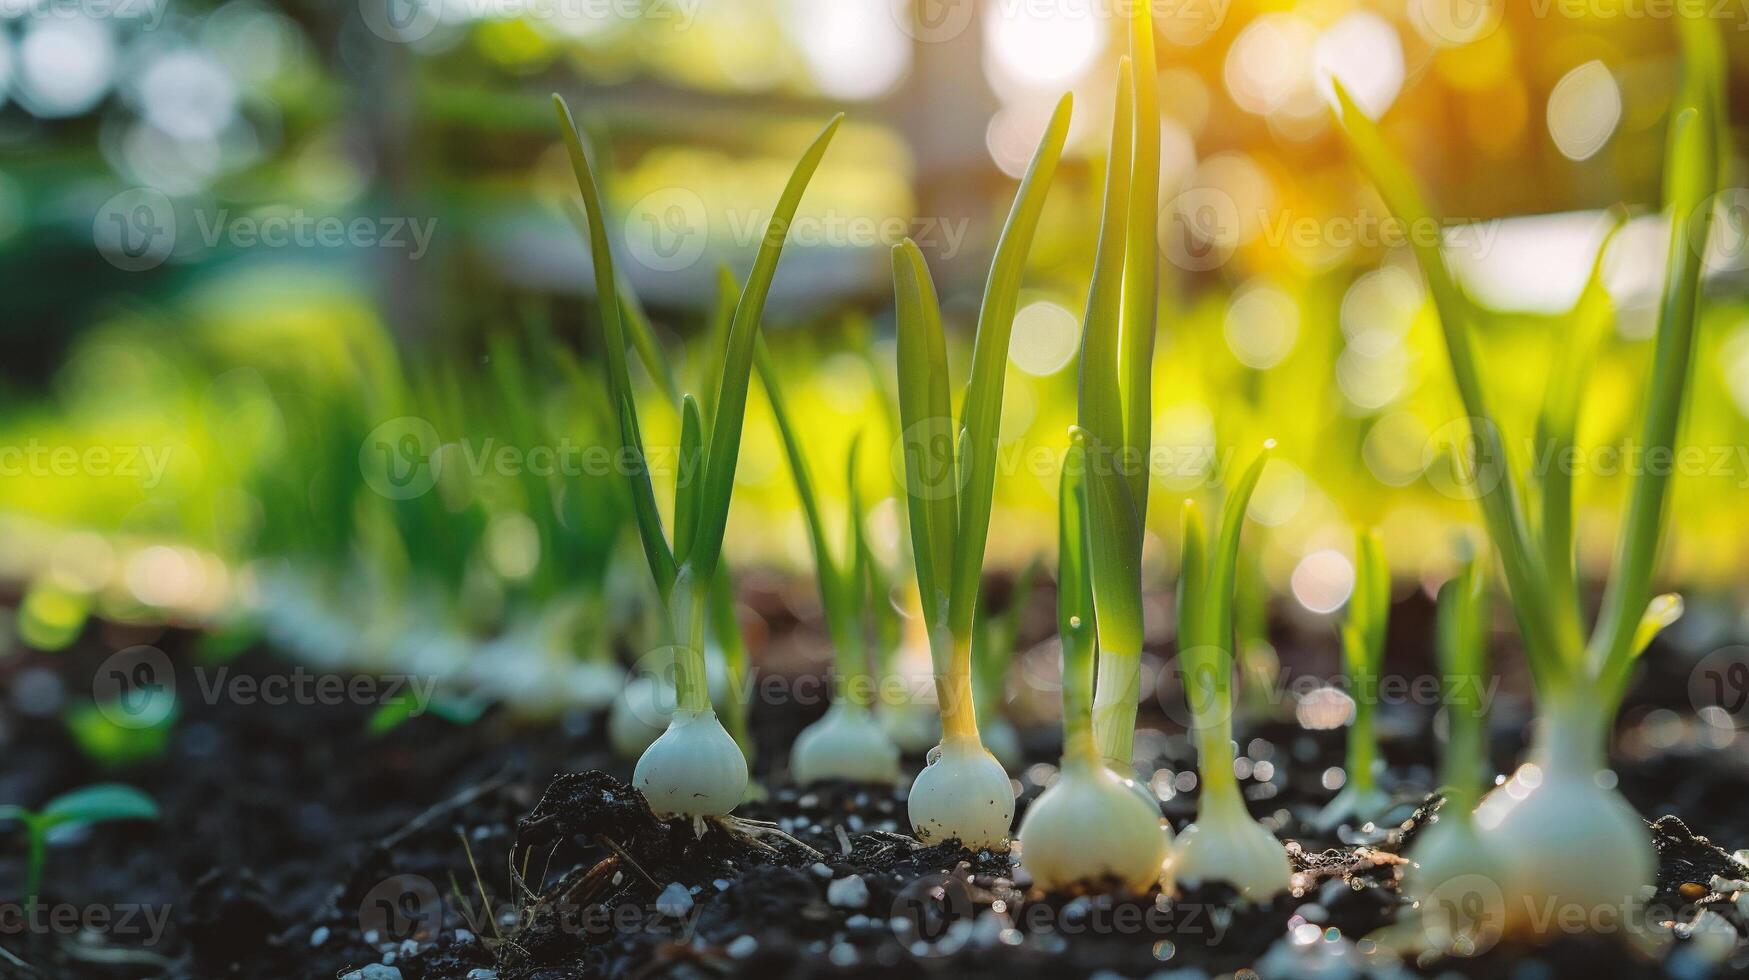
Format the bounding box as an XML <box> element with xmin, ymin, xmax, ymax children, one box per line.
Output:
<box><xmin>1170</xmin><ymin>444</ymin><xmax>1292</xmax><ymax>900</ymax></box>
<box><xmin>1314</xmin><ymin>528</ymin><xmax>1391</xmax><ymax>831</ymax></box>
<box><xmin>1079</xmin><ymin>2</ymin><xmax>1161</xmax><ymax>781</ymax></box>
<box><xmin>890</xmin><ymin>93</ymin><xmax>1071</xmax><ymax>848</ymax></box>
<box><xmin>756</xmin><ymin>340</ymin><xmax>900</xmax><ymax>785</ymax></box>
<box><xmin>1329</xmin><ymin>10</ymin><xmax>1718</xmax><ymax>933</ymax></box>
<box><xmin>556</xmin><ymin>93</ymin><xmax>842</xmax><ymax>820</ymax></box>
<box><xmin>1017</xmin><ymin>433</ymin><xmax>1169</xmax><ymax>893</ymax></box>
<box><xmin>1406</xmin><ymin>551</ymin><xmax>1500</xmax><ymax>953</ymax></box>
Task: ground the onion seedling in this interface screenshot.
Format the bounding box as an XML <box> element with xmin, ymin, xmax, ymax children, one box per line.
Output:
<box><xmin>1314</xmin><ymin>529</ymin><xmax>1391</xmax><ymax>831</ymax></box>
<box><xmin>1017</xmin><ymin>435</ymin><xmax>1169</xmax><ymax>893</ymax></box>
<box><xmin>1078</xmin><ymin>4</ymin><xmax>1161</xmax><ymax>779</ymax></box>
<box><xmin>602</xmin><ymin>269</ymin><xmax>750</xmax><ymax>761</ymax></box>
<box><xmin>1</xmin><ymin>784</ymin><xmax>158</xmax><ymax>911</ymax></box>
<box><xmin>1171</xmin><ymin>445</ymin><xmax>1292</xmax><ymax>900</ymax></box>
<box><xmin>756</xmin><ymin>342</ymin><xmax>900</xmax><ymax>785</ymax></box>
<box><xmin>555</xmin><ymin>94</ymin><xmax>841</xmax><ymax>821</ymax></box>
<box><xmin>890</xmin><ymin>93</ymin><xmax>1071</xmax><ymax>848</ymax></box>
<box><xmin>1405</xmin><ymin>552</ymin><xmax>1501</xmax><ymax>953</ymax></box>
<box><xmin>1329</xmin><ymin>14</ymin><xmax>1718</xmax><ymax>934</ymax></box>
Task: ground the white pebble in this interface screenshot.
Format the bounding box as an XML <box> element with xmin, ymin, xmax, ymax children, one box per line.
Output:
<box><xmin>726</xmin><ymin>935</ymin><xmax>758</xmax><ymax>958</ymax></box>
<box><xmin>309</xmin><ymin>927</ymin><xmax>330</xmax><ymax>947</ymax></box>
<box><xmin>465</xmin><ymin>971</ymin><xmax>497</xmax><ymax>980</ymax></box>
<box><xmin>811</xmin><ymin>862</ymin><xmax>833</xmax><ymax>878</ymax></box>
<box><xmin>340</xmin><ymin>967</ymin><xmax>403</xmax><ymax>980</ymax></box>
<box><xmin>827</xmin><ymin>875</ymin><xmax>869</xmax><ymax>908</ymax></box>
<box><xmin>655</xmin><ymin>882</ymin><xmax>694</xmax><ymax>918</ymax></box>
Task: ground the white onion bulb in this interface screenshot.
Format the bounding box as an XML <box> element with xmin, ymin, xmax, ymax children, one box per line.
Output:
<box><xmin>1404</xmin><ymin>810</ymin><xmax>1505</xmax><ymax>953</ymax></box>
<box><xmin>1018</xmin><ymin>757</ymin><xmax>1169</xmax><ymax>892</ymax></box>
<box><xmin>792</xmin><ymin>702</ymin><xmax>901</xmax><ymax>785</ymax></box>
<box><xmin>1472</xmin><ymin>758</ymin><xmax>1654</xmax><ymax>938</ymax></box>
<box><xmin>908</xmin><ymin>735</ymin><xmax>1014</xmax><ymax>849</ymax></box>
<box><xmin>1172</xmin><ymin>790</ymin><xmax>1291</xmax><ymax>900</ymax></box>
<box><xmin>634</xmin><ymin>706</ymin><xmax>748</xmax><ymax>818</ymax></box>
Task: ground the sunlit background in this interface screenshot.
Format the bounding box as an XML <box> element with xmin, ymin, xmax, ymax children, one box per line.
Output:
<box><xmin>2</xmin><ymin>0</ymin><xmax>1748</xmax><ymax>678</ymax></box>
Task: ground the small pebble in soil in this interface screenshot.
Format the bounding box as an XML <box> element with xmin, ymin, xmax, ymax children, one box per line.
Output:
<box><xmin>827</xmin><ymin>875</ymin><xmax>869</xmax><ymax>908</ymax></box>
<box><xmin>655</xmin><ymin>882</ymin><xmax>694</xmax><ymax>917</ymax></box>
<box><xmin>725</xmin><ymin>935</ymin><xmax>758</xmax><ymax>958</ymax></box>
<box><xmin>340</xmin><ymin>967</ymin><xmax>402</xmax><ymax>980</ymax></box>
<box><xmin>465</xmin><ymin>970</ymin><xmax>497</xmax><ymax>980</ymax></box>
<box><xmin>810</xmin><ymin>862</ymin><xmax>833</xmax><ymax>878</ymax></box>
<box><xmin>309</xmin><ymin>926</ymin><xmax>330</xmax><ymax>947</ymax></box>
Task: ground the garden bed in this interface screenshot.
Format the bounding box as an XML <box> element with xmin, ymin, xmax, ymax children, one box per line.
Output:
<box><xmin>1</xmin><ymin>611</ymin><xmax>1744</xmax><ymax>979</ymax></box>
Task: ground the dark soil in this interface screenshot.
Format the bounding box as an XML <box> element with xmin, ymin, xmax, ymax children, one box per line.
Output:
<box><xmin>0</xmin><ymin>599</ymin><xmax>1746</xmax><ymax>979</ymax></box>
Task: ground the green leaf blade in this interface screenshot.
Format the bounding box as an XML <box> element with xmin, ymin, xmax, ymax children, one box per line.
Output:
<box><xmin>1078</xmin><ymin>61</ymin><xmax>1145</xmax><ymax>657</ymax></box>
<box><xmin>756</xmin><ymin>337</ymin><xmax>851</xmax><ymax>647</ymax></box>
<box><xmin>1058</xmin><ymin>431</ymin><xmax>1097</xmax><ymax>749</ymax></box>
<box><xmin>672</xmin><ymin>393</ymin><xmax>705</xmax><ymax>564</ymax></box>
<box><xmin>1205</xmin><ymin>442</ymin><xmax>1273</xmax><ymax>660</ymax></box>
<box><xmin>552</xmin><ymin>94</ymin><xmax>676</xmax><ymax>596</ymax></box>
<box><xmin>41</xmin><ymin>784</ymin><xmax>160</xmax><ymax>829</ymax></box>
<box><xmin>1535</xmin><ymin>214</ymin><xmax>1625</xmax><ymax>623</ymax></box>
<box><xmin>689</xmin><ymin>113</ymin><xmax>844</xmax><ymax>583</ymax></box>
<box><xmin>1122</xmin><ymin>7</ymin><xmax>1160</xmax><ymax>515</ymax></box>
<box><xmin>1328</xmin><ymin>79</ymin><xmax>1562</xmax><ymax>681</ymax></box>
<box><xmin>891</xmin><ymin>239</ymin><xmax>959</xmax><ymax>640</ymax></box>
<box><xmin>947</xmin><ymin>92</ymin><xmax>1073</xmax><ymax>643</ymax></box>
<box><xmin>1591</xmin><ymin>15</ymin><xmax>1721</xmax><ymax>692</ymax></box>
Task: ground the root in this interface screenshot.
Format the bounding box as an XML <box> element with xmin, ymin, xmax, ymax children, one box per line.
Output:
<box><xmin>711</xmin><ymin>815</ymin><xmax>824</xmax><ymax>858</ymax></box>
